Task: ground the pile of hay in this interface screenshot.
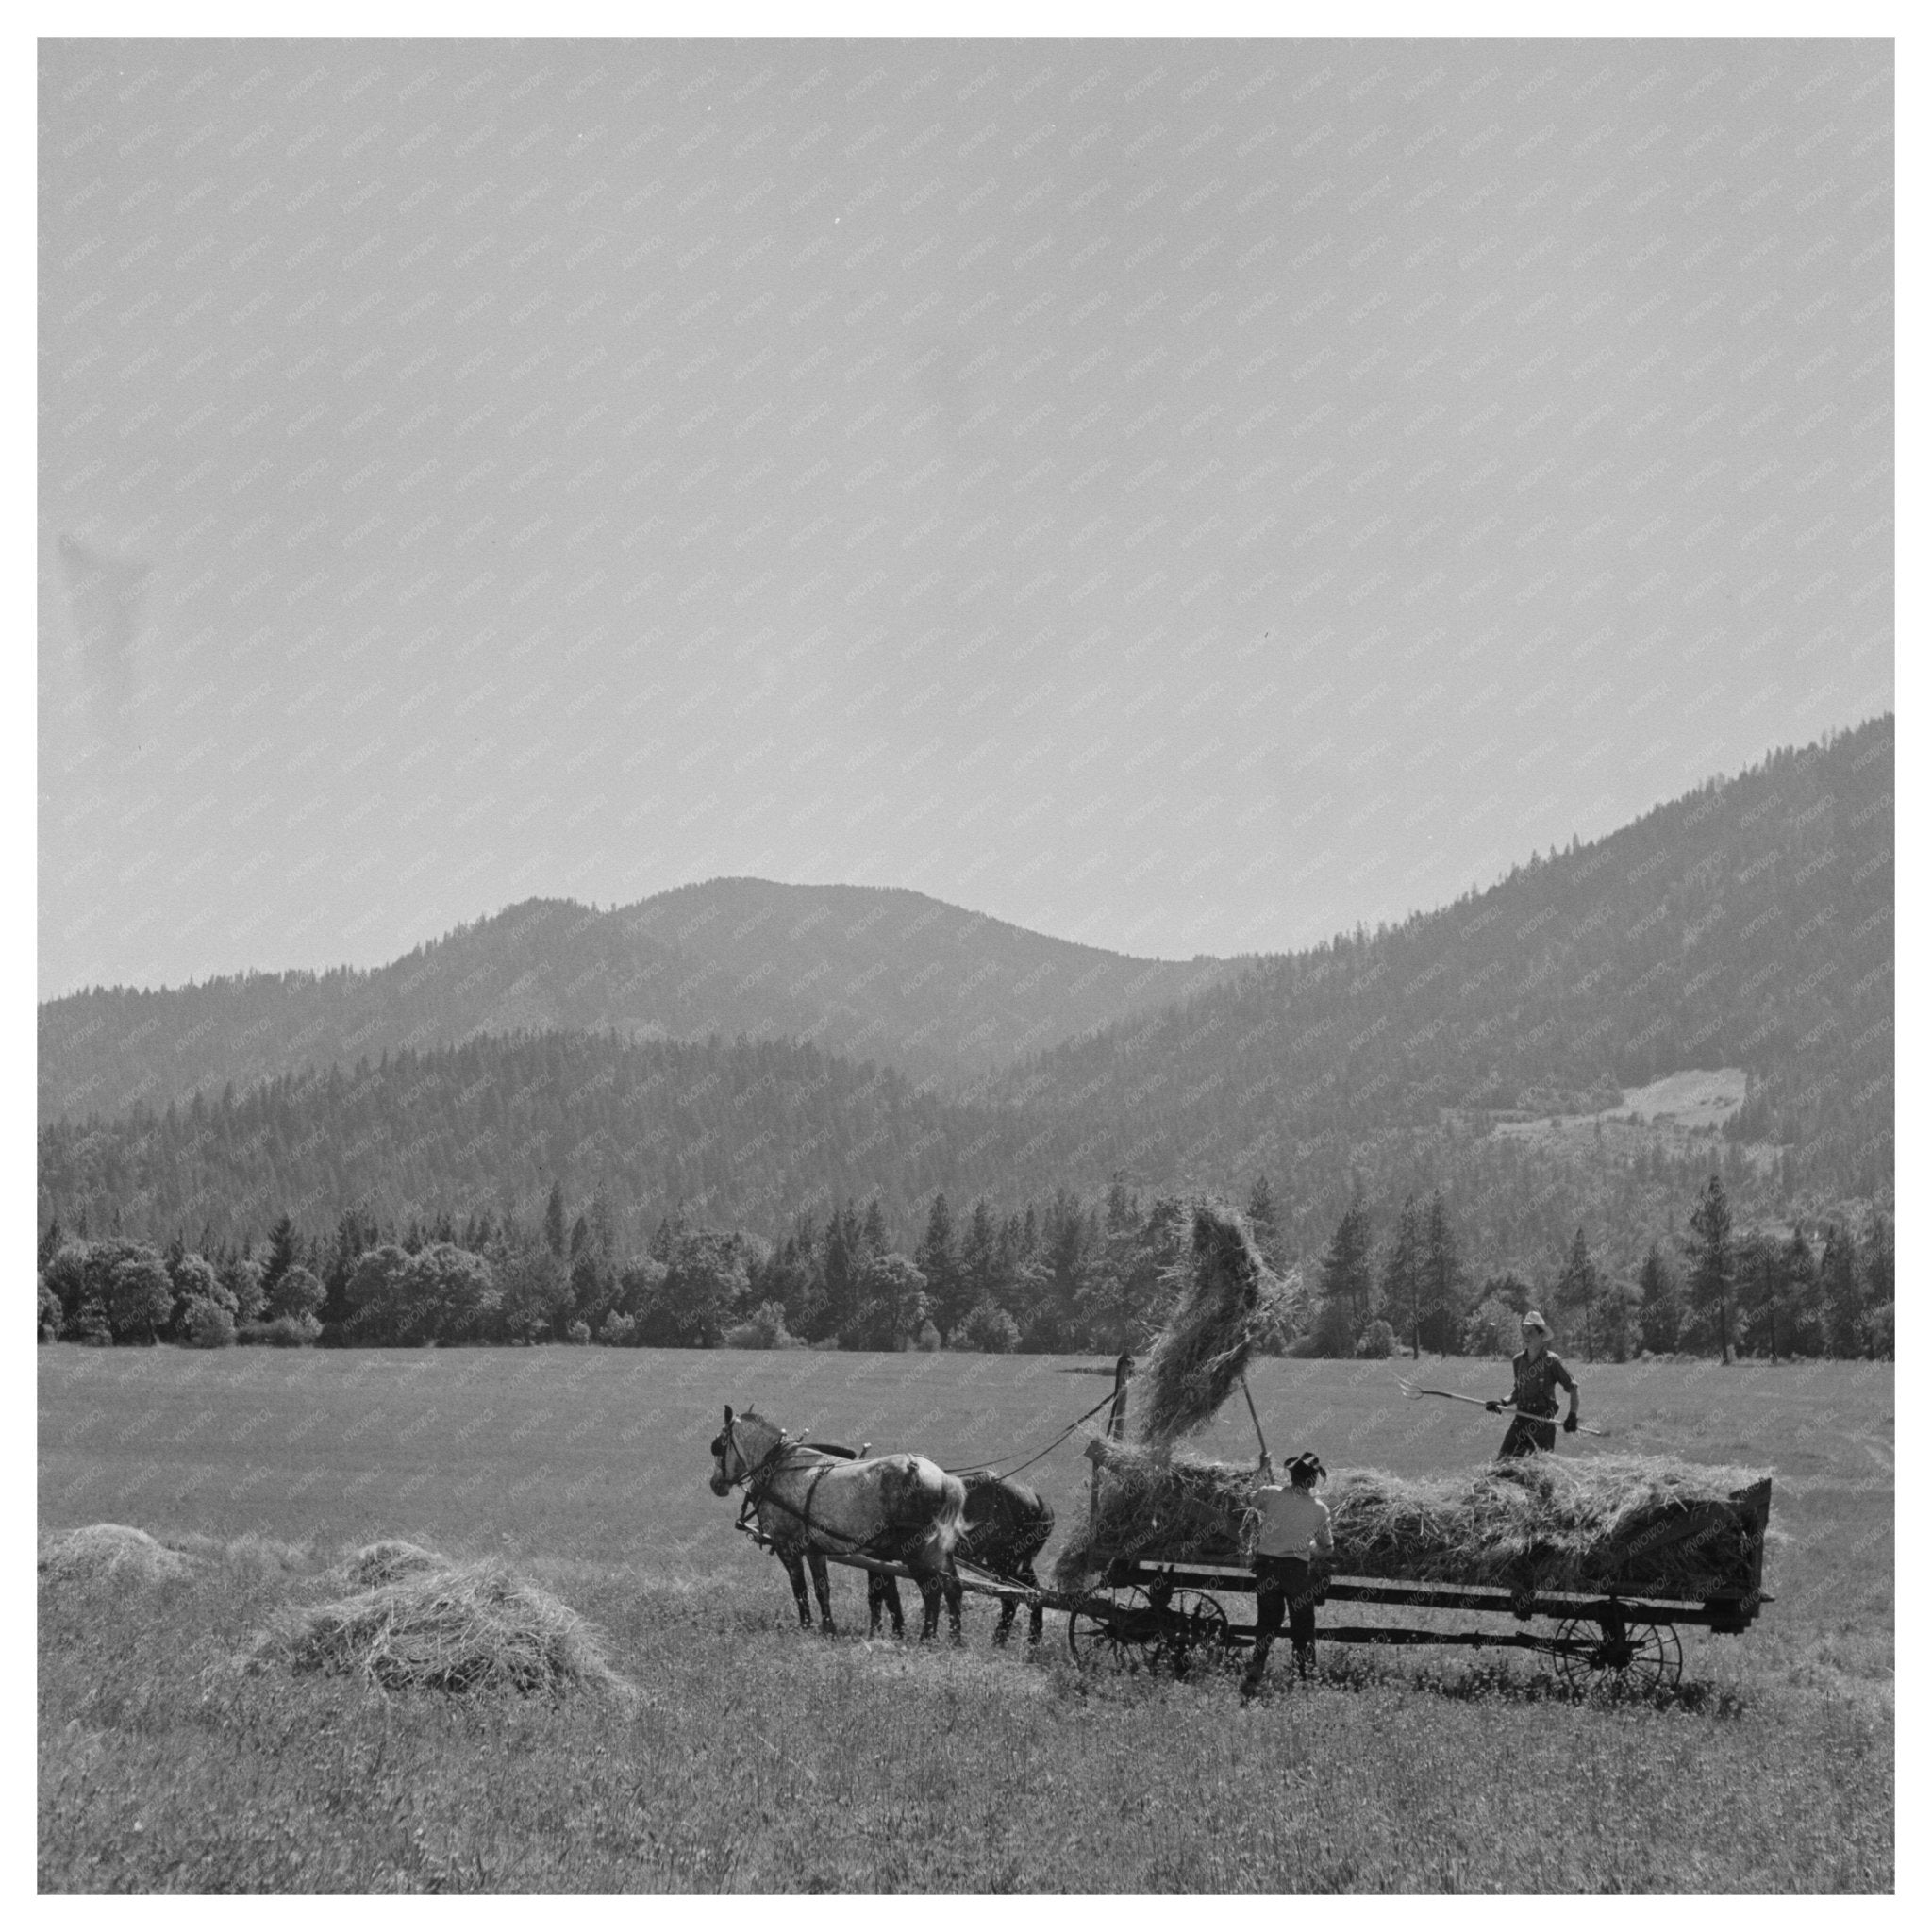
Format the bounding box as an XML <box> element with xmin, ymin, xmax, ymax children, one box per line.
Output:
<box><xmin>248</xmin><ymin>1557</ymin><xmax>636</xmax><ymax>1703</ymax></box>
<box><xmin>331</xmin><ymin>1539</ymin><xmax>444</xmax><ymax>1589</ymax></box>
<box><xmin>39</xmin><ymin>1524</ymin><xmax>196</xmax><ymax>1585</ymax></box>
<box><xmin>1132</xmin><ymin>1201</ymin><xmax>1285</xmax><ymax>1444</ymax></box>
<box><xmin>1055</xmin><ymin>1441</ymin><xmax>1770</xmax><ymax>1599</ymax></box>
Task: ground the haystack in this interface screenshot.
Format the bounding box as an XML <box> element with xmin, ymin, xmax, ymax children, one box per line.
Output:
<box><xmin>247</xmin><ymin>1557</ymin><xmax>636</xmax><ymax>1702</ymax></box>
<box><xmin>1133</xmin><ymin>1201</ymin><xmax>1284</xmax><ymax>1444</ymax></box>
<box><xmin>39</xmin><ymin>1524</ymin><xmax>196</xmax><ymax>1585</ymax></box>
<box><xmin>332</xmin><ymin>1539</ymin><xmax>444</xmax><ymax>1589</ymax></box>
<box><xmin>1055</xmin><ymin>1441</ymin><xmax>1769</xmax><ymax>1599</ymax></box>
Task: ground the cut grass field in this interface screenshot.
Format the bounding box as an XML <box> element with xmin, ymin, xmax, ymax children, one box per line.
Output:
<box><xmin>40</xmin><ymin>1346</ymin><xmax>1893</xmax><ymax>1892</ymax></box>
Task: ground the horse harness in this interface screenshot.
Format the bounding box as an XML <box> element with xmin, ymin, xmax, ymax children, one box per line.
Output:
<box><xmin>724</xmin><ymin>1420</ymin><xmax>895</xmax><ymax>1559</ymax></box>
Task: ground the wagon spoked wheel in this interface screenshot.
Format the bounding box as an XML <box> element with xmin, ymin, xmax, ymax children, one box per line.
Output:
<box><xmin>1158</xmin><ymin>1589</ymin><xmax>1234</xmax><ymax>1674</ymax></box>
<box><xmin>1068</xmin><ymin>1585</ymin><xmax>1161</xmax><ymax>1672</ymax></box>
<box><xmin>1552</xmin><ymin>1617</ymin><xmax>1682</xmax><ymax>1695</ymax></box>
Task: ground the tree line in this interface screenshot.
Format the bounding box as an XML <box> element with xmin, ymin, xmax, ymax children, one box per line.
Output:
<box><xmin>1303</xmin><ymin>1170</ymin><xmax>1893</xmax><ymax>1363</ymax></box>
<box><xmin>37</xmin><ymin>1169</ymin><xmax>1891</xmax><ymax>1361</ymax></box>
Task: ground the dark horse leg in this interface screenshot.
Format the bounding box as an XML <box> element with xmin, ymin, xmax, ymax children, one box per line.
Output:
<box><xmin>993</xmin><ymin>1559</ymin><xmax>1044</xmax><ymax>1644</ymax></box>
<box><xmin>776</xmin><ymin>1548</ymin><xmax>812</xmax><ymax>1630</ymax></box>
<box><xmin>993</xmin><ymin>1588</ymin><xmax>1018</xmax><ymax>1645</ymax></box>
<box><xmin>1022</xmin><ymin>1558</ymin><xmax>1045</xmax><ymax>1645</ymax></box>
<box><xmin>805</xmin><ymin>1549</ymin><xmax>837</xmax><ymax>1634</ymax></box>
<box><xmin>914</xmin><ymin>1561</ymin><xmax>964</xmax><ymax>1644</ymax></box>
<box><xmin>868</xmin><ymin>1572</ymin><xmax>906</xmax><ymax>1638</ymax></box>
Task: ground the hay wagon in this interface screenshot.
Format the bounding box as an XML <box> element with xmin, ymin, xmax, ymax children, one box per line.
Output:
<box><xmin>1061</xmin><ymin>1474</ymin><xmax>1774</xmax><ymax>1694</ymax></box>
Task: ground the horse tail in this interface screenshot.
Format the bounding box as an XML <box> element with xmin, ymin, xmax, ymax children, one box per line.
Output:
<box><xmin>931</xmin><ymin>1467</ymin><xmax>967</xmax><ymax>1561</ymax></box>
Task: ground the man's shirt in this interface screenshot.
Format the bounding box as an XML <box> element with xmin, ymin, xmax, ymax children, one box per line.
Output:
<box><xmin>1254</xmin><ymin>1484</ymin><xmax>1334</xmax><ymax>1560</ymax></box>
<box><xmin>1510</xmin><ymin>1349</ymin><xmax>1575</xmax><ymax>1418</ymax></box>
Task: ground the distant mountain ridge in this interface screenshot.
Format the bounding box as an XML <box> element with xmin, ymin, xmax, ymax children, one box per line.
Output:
<box><xmin>39</xmin><ymin>721</ymin><xmax>1892</xmax><ymax>1276</ymax></box>
<box><xmin>38</xmin><ymin>881</ymin><xmax>1234</xmax><ymax>1122</ymax></box>
<box><xmin>992</xmin><ymin>714</ymin><xmax>1892</xmax><ymax>1207</ymax></box>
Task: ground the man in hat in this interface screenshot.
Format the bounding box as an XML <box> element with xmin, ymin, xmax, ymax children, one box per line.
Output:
<box><xmin>1241</xmin><ymin>1450</ymin><xmax>1333</xmax><ymax>1699</ymax></box>
<box><xmin>1487</xmin><ymin>1311</ymin><xmax>1580</xmax><ymax>1457</ymax></box>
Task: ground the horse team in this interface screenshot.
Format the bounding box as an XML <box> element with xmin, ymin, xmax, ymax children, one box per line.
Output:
<box><xmin>708</xmin><ymin>1405</ymin><xmax>1054</xmax><ymax>1644</ymax></box>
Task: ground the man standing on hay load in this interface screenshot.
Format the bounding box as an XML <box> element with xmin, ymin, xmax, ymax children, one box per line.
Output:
<box><xmin>1488</xmin><ymin>1311</ymin><xmax>1581</xmax><ymax>1458</ymax></box>
<box><xmin>1241</xmin><ymin>1451</ymin><xmax>1333</xmax><ymax>1701</ymax></box>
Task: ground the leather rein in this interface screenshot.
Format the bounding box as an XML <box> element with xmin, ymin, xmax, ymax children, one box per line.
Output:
<box><xmin>723</xmin><ymin>1420</ymin><xmax>889</xmax><ymax>1557</ymax></box>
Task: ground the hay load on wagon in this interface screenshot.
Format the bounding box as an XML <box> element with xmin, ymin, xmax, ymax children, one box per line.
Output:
<box><xmin>1054</xmin><ymin>1439</ymin><xmax>1772</xmax><ymax>1599</ymax></box>
<box><xmin>1053</xmin><ymin>1195</ymin><xmax>1771</xmax><ymax>1601</ymax></box>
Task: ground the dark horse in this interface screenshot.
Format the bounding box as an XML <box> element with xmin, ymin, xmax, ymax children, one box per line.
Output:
<box><xmin>810</xmin><ymin>1449</ymin><xmax>1055</xmax><ymax>1644</ymax></box>
<box><xmin>709</xmin><ymin>1407</ymin><xmax>965</xmax><ymax>1640</ymax></box>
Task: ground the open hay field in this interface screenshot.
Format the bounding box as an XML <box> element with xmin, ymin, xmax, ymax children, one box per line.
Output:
<box><xmin>40</xmin><ymin>1347</ymin><xmax>1892</xmax><ymax>1892</ymax></box>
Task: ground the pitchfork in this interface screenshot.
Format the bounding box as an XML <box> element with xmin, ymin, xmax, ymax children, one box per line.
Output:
<box><xmin>1394</xmin><ymin>1374</ymin><xmax>1607</xmax><ymax>1436</ymax></box>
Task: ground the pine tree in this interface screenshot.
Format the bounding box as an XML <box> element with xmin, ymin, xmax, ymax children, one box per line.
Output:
<box><xmin>1687</xmin><ymin>1174</ymin><xmax>1735</xmax><ymax>1363</ymax></box>
<box><xmin>1420</xmin><ymin>1189</ymin><xmax>1463</xmax><ymax>1355</ymax></box>
<box><xmin>915</xmin><ymin>1193</ymin><xmax>968</xmax><ymax>1339</ymax></box>
<box><xmin>1780</xmin><ymin>1224</ymin><xmax>1819</xmax><ymax>1357</ymax></box>
<box><xmin>958</xmin><ymin>1198</ymin><xmax>1000</xmax><ymax>1310</ymax></box>
<box><xmin>814</xmin><ymin>1202</ymin><xmax>858</xmax><ymax>1342</ymax></box>
<box><xmin>1819</xmin><ymin>1222</ymin><xmax>1862</xmax><ymax>1357</ymax></box>
<box><xmin>1637</xmin><ymin>1241</ymin><xmax>1681</xmax><ymax>1354</ymax></box>
<box><xmin>543</xmin><ymin>1182</ymin><xmax>568</xmax><ymax>1258</ymax></box>
<box><xmin>1245</xmin><ymin>1174</ymin><xmax>1283</xmax><ymax>1272</ymax></box>
<box><xmin>1379</xmin><ymin>1195</ymin><xmax>1424</xmax><ymax>1358</ymax></box>
<box><xmin>861</xmin><ymin>1197</ymin><xmax>888</xmax><ymax>1258</ymax></box>
<box><xmin>1556</xmin><ymin>1227</ymin><xmax>1599</xmax><ymax>1363</ymax></box>
<box><xmin>259</xmin><ymin>1214</ymin><xmax>300</xmax><ymax>1308</ymax></box>
<box><xmin>1857</xmin><ymin>1209</ymin><xmax>1892</xmax><ymax>1358</ymax></box>
<box><xmin>1736</xmin><ymin>1231</ymin><xmax>1786</xmax><ymax>1362</ymax></box>
<box><xmin>1315</xmin><ymin>1194</ymin><xmax>1373</xmax><ymax>1357</ymax></box>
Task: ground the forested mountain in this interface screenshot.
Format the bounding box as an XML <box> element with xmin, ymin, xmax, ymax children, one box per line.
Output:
<box><xmin>39</xmin><ymin>720</ymin><xmax>1891</xmax><ymax>1289</ymax></box>
<box><xmin>38</xmin><ymin>1033</ymin><xmax>1030</xmax><ymax>1257</ymax></box>
<box><xmin>39</xmin><ymin>881</ymin><xmax>1231</xmax><ymax>1120</ymax></box>
<box><xmin>994</xmin><ymin>715</ymin><xmax>1893</xmax><ymax>1216</ymax></box>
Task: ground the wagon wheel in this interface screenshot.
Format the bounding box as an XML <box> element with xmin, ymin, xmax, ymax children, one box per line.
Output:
<box><xmin>1067</xmin><ymin>1585</ymin><xmax>1162</xmax><ymax>1672</ymax></box>
<box><xmin>1158</xmin><ymin>1589</ymin><xmax>1234</xmax><ymax>1674</ymax></box>
<box><xmin>1552</xmin><ymin>1617</ymin><xmax>1682</xmax><ymax>1695</ymax></box>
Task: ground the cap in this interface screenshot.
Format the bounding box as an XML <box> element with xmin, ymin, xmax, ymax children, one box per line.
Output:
<box><xmin>1521</xmin><ymin>1311</ymin><xmax>1548</xmax><ymax>1332</ymax></box>
<box><xmin>1288</xmin><ymin>1452</ymin><xmax>1327</xmax><ymax>1483</ymax></box>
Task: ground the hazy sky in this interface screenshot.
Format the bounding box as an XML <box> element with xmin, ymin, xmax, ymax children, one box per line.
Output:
<box><xmin>39</xmin><ymin>36</ymin><xmax>1892</xmax><ymax>997</ymax></box>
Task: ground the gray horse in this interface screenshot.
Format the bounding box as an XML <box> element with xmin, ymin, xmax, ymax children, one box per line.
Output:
<box><xmin>710</xmin><ymin>1407</ymin><xmax>965</xmax><ymax>1640</ymax></box>
<box><xmin>808</xmin><ymin>1447</ymin><xmax>1055</xmax><ymax>1644</ymax></box>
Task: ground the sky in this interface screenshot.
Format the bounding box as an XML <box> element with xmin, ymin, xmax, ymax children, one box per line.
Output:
<box><xmin>38</xmin><ymin>34</ymin><xmax>1893</xmax><ymax>997</ymax></box>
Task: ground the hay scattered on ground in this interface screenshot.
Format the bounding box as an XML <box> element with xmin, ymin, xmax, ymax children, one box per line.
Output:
<box><xmin>332</xmin><ymin>1539</ymin><xmax>444</xmax><ymax>1589</ymax></box>
<box><xmin>247</xmin><ymin>1557</ymin><xmax>638</xmax><ymax>1703</ymax></box>
<box><xmin>1055</xmin><ymin>1441</ymin><xmax>1771</xmax><ymax>1598</ymax></box>
<box><xmin>1133</xmin><ymin>1201</ymin><xmax>1284</xmax><ymax>1444</ymax></box>
<box><xmin>39</xmin><ymin>1524</ymin><xmax>198</xmax><ymax>1585</ymax></box>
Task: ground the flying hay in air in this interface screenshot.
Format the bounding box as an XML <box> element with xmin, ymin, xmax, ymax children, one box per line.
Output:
<box><xmin>1055</xmin><ymin>1441</ymin><xmax>1771</xmax><ymax>1599</ymax></box>
<box><xmin>1132</xmin><ymin>1200</ymin><xmax>1286</xmax><ymax>1445</ymax></box>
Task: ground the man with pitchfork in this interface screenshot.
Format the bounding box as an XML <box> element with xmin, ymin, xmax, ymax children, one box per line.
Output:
<box><xmin>1488</xmin><ymin>1310</ymin><xmax>1582</xmax><ymax>1457</ymax></box>
<box><xmin>1241</xmin><ymin>1450</ymin><xmax>1333</xmax><ymax>1701</ymax></box>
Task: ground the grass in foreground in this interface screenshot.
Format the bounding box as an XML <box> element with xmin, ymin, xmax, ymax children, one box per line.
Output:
<box><xmin>40</xmin><ymin>1544</ymin><xmax>1890</xmax><ymax>1893</ymax></box>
